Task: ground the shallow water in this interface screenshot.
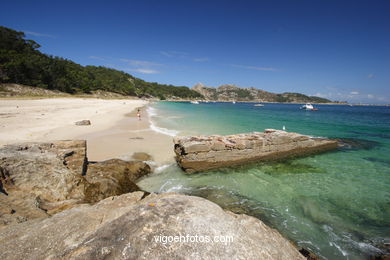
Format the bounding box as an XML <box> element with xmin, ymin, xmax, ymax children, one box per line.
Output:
<box><xmin>139</xmin><ymin>102</ymin><xmax>390</xmax><ymax>259</ymax></box>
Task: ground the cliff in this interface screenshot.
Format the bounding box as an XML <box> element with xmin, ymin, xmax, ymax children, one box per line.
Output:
<box><xmin>192</xmin><ymin>83</ymin><xmax>332</xmax><ymax>103</ymax></box>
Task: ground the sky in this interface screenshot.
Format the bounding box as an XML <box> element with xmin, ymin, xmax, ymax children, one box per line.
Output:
<box><xmin>1</xmin><ymin>0</ymin><xmax>390</xmax><ymax>103</ymax></box>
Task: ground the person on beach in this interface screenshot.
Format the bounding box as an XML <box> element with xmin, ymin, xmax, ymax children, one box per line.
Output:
<box><xmin>137</xmin><ymin>109</ymin><xmax>141</xmax><ymax>121</ymax></box>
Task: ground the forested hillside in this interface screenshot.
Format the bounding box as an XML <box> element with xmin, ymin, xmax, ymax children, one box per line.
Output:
<box><xmin>0</xmin><ymin>26</ymin><xmax>203</xmax><ymax>99</ymax></box>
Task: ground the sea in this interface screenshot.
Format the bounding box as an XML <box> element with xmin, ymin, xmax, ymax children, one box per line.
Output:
<box><xmin>137</xmin><ymin>101</ymin><xmax>390</xmax><ymax>260</ymax></box>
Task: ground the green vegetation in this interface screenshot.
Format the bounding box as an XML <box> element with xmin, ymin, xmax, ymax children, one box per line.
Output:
<box><xmin>233</xmin><ymin>88</ymin><xmax>254</xmax><ymax>100</ymax></box>
<box><xmin>0</xmin><ymin>26</ymin><xmax>203</xmax><ymax>99</ymax></box>
<box><xmin>281</xmin><ymin>92</ymin><xmax>331</xmax><ymax>103</ymax></box>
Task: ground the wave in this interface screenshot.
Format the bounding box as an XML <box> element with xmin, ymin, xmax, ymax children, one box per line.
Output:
<box><xmin>146</xmin><ymin>106</ymin><xmax>158</xmax><ymax>117</ymax></box>
<box><xmin>154</xmin><ymin>163</ymin><xmax>174</xmax><ymax>173</ymax></box>
<box><xmin>150</xmin><ymin>121</ymin><xmax>179</xmax><ymax>137</ymax></box>
<box><xmin>147</xmin><ymin>105</ymin><xmax>179</xmax><ymax>137</ymax></box>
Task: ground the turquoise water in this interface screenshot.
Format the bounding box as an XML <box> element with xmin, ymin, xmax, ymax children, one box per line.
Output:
<box><xmin>139</xmin><ymin>102</ymin><xmax>390</xmax><ymax>259</ymax></box>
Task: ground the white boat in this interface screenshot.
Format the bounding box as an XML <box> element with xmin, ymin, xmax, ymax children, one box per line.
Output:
<box><xmin>191</xmin><ymin>101</ymin><xmax>199</xmax><ymax>104</ymax></box>
<box><xmin>300</xmin><ymin>103</ymin><xmax>317</xmax><ymax>110</ymax></box>
<box><xmin>232</xmin><ymin>101</ymin><xmax>236</xmax><ymax>104</ymax></box>
<box><xmin>254</xmin><ymin>104</ymin><xmax>264</xmax><ymax>107</ymax></box>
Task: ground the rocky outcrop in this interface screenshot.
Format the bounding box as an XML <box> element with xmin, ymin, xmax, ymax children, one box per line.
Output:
<box><xmin>174</xmin><ymin>129</ymin><xmax>338</xmax><ymax>173</ymax></box>
<box><xmin>0</xmin><ymin>192</ymin><xmax>305</xmax><ymax>260</ymax></box>
<box><xmin>0</xmin><ymin>141</ymin><xmax>151</xmax><ymax>226</ymax></box>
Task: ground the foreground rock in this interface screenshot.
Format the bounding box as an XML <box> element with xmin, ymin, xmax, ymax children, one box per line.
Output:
<box><xmin>0</xmin><ymin>141</ymin><xmax>150</xmax><ymax>226</ymax></box>
<box><xmin>0</xmin><ymin>192</ymin><xmax>305</xmax><ymax>260</ymax></box>
<box><xmin>84</xmin><ymin>159</ymin><xmax>150</xmax><ymax>203</ymax></box>
<box><xmin>174</xmin><ymin>129</ymin><xmax>338</xmax><ymax>173</ymax></box>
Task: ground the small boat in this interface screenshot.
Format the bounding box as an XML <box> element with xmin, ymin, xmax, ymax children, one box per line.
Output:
<box><xmin>191</xmin><ymin>101</ymin><xmax>199</xmax><ymax>104</ymax></box>
<box><xmin>232</xmin><ymin>101</ymin><xmax>236</xmax><ymax>104</ymax></box>
<box><xmin>254</xmin><ymin>104</ymin><xmax>264</xmax><ymax>107</ymax></box>
<box><xmin>300</xmin><ymin>103</ymin><xmax>317</xmax><ymax>110</ymax></box>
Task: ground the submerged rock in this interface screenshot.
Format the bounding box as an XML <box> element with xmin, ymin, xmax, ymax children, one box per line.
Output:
<box><xmin>0</xmin><ymin>192</ymin><xmax>305</xmax><ymax>260</ymax></box>
<box><xmin>132</xmin><ymin>152</ymin><xmax>153</xmax><ymax>161</ymax></box>
<box><xmin>336</xmin><ymin>138</ymin><xmax>380</xmax><ymax>151</ymax></box>
<box><xmin>0</xmin><ymin>141</ymin><xmax>151</xmax><ymax>226</ymax></box>
<box><xmin>174</xmin><ymin>130</ymin><xmax>338</xmax><ymax>173</ymax></box>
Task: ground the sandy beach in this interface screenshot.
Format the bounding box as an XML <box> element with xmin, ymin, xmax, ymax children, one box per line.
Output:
<box><xmin>0</xmin><ymin>98</ymin><xmax>175</xmax><ymax>165</ymax></box>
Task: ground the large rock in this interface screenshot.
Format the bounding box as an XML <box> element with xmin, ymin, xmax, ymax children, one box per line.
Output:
<box><xmin>0</xmin><ymin>192</ymin><xmax>305</xmax><ymax>260</ymax></box>
<box><xmin>174</xmin><ymin>130</ymin><xmax>338</xmax><ymax>173</ymax></box>
<box><xmin>0</xmin><ymin>141</ymin><xmax>151</xmax><ymax>226</ymax></box>
<box><xmin>84</xmin><ymin>159</ymin><xmax>150</xmax><ymax>203</ymax></box>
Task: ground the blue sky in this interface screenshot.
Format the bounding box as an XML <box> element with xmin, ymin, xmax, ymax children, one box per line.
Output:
<box><xmin>1</xmin><ymin>0</ymin><xmax>389</xmax><ymax>103</ymax></box>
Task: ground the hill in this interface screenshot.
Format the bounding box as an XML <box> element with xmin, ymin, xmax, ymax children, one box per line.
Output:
<box><xmin>0</xmin><ymin>26</ymin><xmax>202</xmax><ymax>100</ymax></box>
<box><xmin>192</xmin><ymin>83</ymin><xmax>332</xmax><ymax>103</ymax></box>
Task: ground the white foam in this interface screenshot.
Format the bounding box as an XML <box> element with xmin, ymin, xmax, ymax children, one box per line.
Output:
<box><xmin>146</xmin><ymin>106</ymin><xmax>158</xmax><ymax>117</ymax></box>
<box><xmin>146</xmin><ymin>106</ymin><xmax>179</xmax><ymax>137</ymax></box>
<box><xmin>158</xmin><ymin>180</ymin><xmax>173</xmax><ymax>192</ymax></box>
<box><xmin>150</xmin><ymin>121</ymin><xmax>179</xmax><ymax>137</ymax></box>
<box><xmin>165</xmin><ymin>184</ymin><xmax>184</xmax><ymax>192</ymax></box>
<box><xmin>330</xmin><ymin>242</ymin><xmax>348</xmax><ymax>256</ymax></box>
<box><xmin>154</xmin><ymin>164</ymin><xmax>173</xmax><ymax>173</ymax></box>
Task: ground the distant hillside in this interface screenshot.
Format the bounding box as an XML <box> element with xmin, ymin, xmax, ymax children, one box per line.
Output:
<box><xmin>0</xmin><ymin>26</ymin><xmax>202</xmax><ymax>100</ymax></box>
<box><xmin>192</xmin><ymin>83</ymin><xmax>332</xmax><ymax>103</ymax></box>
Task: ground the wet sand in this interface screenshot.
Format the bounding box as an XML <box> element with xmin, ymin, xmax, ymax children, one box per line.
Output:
<box><xmin>80</xmin><ymin>105</ymin><xmax>175</xmax><ymax>165</ymax></box>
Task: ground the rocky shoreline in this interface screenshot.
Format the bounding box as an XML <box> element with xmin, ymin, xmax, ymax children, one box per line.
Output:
<box><xmin>0</xmin><ymin>140</ymin><xmax>150</xmax><ymax>225</ymax></box>
<box><xmin>174</xmin><ymin>129</ymin><xmax>338</xmax><ymax>173</ymax></box>
<box><xmin>0</xmin><ymin>139</ymin><xmax>309</xmax><ymax>259</ymax></box>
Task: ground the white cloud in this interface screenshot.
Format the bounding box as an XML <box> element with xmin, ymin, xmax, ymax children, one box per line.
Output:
<box><xmin>368</xmin><ymin>73</ymin><xmax>375</xmax><ymax>79</ymax></box>
<box><xmin>193</xmin><ymin>57</ymin><xmax>209</xmax><ymax>62</ymax></box>
<box><xmin>160</xmin><ymin>51</ymin><xmax>188</xmax><ymax>58</ymax></box>
<box><xmin>25</xmin><ymin>31</ymin><xmax>56</xmax><ymax>38</ymax></box>
<box><xmin>125</xmin><ymin>68</ymin><xmax>160</xmax><ymax>74</ymax></box>
<box><xmin>231</xmin><ymin>64</ymin><xmax>277</xmax><ymax>72</ymax></box>
<box><xmin>311</xmin><ymin>89</ymin><xmax>389</xmax><ymax>103</ymax></box>
<box><xmin>89</xmin><ymin>56</ymin><xmax>107</xmax><ymax>61</ymax></box>
<box><xmin>120</xmin><ymin>59</ymin><xmax>162</xmax><ymax>67</ymax></box>
<box><xmin>119</xmin><ymin>58</ymin><xmax>162</xmax><ymax>74</ymax></box>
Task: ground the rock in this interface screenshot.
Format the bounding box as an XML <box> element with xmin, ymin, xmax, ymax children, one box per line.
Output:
<box><xmin>0</xmin><ymin>192</ymin><xmax>305</xmax><ymax>260</ymax></box>
<box><xmin>299</xmin><ymin>248</ymin><xmax>321</xmax><ymax>260</ymax></box>
<box><xmin>75</xmin><ymin>120</ymin><xmax>91</xmax><ymax>126</ymax></box>
<box><xmin>370</xmin><ymin>243</ymin><xmax>390</xmax><ymax>260</ymax></box>
<box><xmin>174</xmin><ymin>130</ymin><xmax>338</xmax><ymax>173</ymax></box>
<box><xmin>132</xmin><ymin>152</ymin><xmax>152</xmax><ymax>161</ymax></box>
<box><xmin>0</xmin><ymin>141</ymin><xmax>151</xmax><ymax>226</ymax></box>
<box><xmin>84</xmin><ymin>159</ymin><xmax>150</xmax><ymax>203</ymax></box>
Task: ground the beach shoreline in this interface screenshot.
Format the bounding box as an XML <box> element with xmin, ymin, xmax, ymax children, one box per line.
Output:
<box><xmin>0</xmin><ymin>98</ymin><xmax>174</xmax><ymax>165</ymax></box>
<box><xmin>79</xmin><ymin>103</ymin><xmax>175</xmax><ymax>165</ymax></box>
